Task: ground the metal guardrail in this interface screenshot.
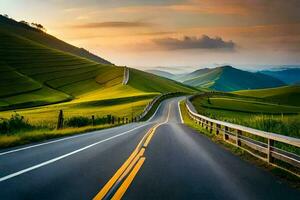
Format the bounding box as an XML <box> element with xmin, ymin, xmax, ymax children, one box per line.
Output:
<box><xmin>137</xmin><ymin>93</ymin><xmax>169</xmax><ymax>121</ymax></box>
<box><xmin>122</xmin><ymin>67</ymin><xmax>129</xmax><ymax>85</ymax></box>
<box><xmin>185</xmin><ymin>97</ymin><xmax>300</xmax><ymax>174</ymax></box>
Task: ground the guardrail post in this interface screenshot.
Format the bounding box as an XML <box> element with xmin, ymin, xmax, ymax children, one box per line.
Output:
<box><xmin>216</xmin><ymin>124</ymin><xmax>220</xmax><ymax>135</ymax></box>
<box><xmin>236</xmin><ymin>130</ymin><xmax>242</xmax><ymax>146</ymax></box>
<box><xmin>267</xmin><ymin>139</ymin><xmax>274</xmax><ymax>163</ymax></box>
<box><xmin>210</xmin><ymin>122</ymin><xmax>213</xmax><ymax>133</ymax></box>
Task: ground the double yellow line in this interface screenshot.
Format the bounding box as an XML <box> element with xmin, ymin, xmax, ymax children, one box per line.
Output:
<box><xmin>93</xmin><ymin>104</ymin><xmax>171</xmax><ymax>200</ymax></box>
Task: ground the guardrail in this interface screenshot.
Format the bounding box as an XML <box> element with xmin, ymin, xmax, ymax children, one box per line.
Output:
<box><xmin>185</xmin><ymin>97</ymin><xmax>300</xmax><ymax>175</ymax></box>
<box><xmin>137</xmin><ymin>93</ymin><xmax>168</xmax><ymax>121</ymax></box>
<box><xmin>137</xmin><ymin>92</ymin><xmax>183</xmax><ymax>121</ymax></box>
<box><xmin>122</xmin><ymin>67</ymin><xmax>129</xmax><ymax>85</ymax></box>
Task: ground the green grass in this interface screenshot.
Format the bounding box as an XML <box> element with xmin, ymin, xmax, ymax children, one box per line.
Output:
<box><xmin>0</xmin><ymin>124</ymin><xmax>117</xmax><ymax>149</ymax></box>
<box><xmin>202</xmin><ymin>97</ymin><xmax>300</xmax><ymax>114</ymax></box>
<box><xmin>191</xmin><ymin>92</ymin><xmax>300</xmax><ymax>138</ymax></box>
<box><xmin>234</xmin><ymin>85</ymin><xmax>300</xmax><ymax>106</ymax></box>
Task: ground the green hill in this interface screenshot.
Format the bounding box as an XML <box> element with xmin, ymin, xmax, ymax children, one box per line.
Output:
<box><xmin>182</xmin><ymin>66</ymin><xmax>285</xmax><ymax>91</ymax></box>
<box><xmin>0</xmin><ymin>15</ymin><xmax>111</xmax><ymax>65</ymax></box>
<box><xmin>234</xmin><ymin>85</ymin><xmax>300</xmax><ymax>106</ymax></box>
<box><xmin>0</xmin><ymin>18</ymin><xmax>195</xmax><ymax>111</ymax></box>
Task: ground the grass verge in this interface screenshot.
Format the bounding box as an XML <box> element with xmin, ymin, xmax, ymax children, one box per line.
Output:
<box><xmin>0</xmin><ymin>123</ymin><xmax>119</xmax><ymax>149</ymax></box>
<box><xmin>179</xmin><ymin>100</ymin><xmax>300</xmax><ymax>189</ymax></box>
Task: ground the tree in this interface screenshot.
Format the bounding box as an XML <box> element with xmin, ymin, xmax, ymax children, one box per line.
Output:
<box><xmin>31</xmin><ymin>23</ymin><xmax>46</xmax><ymax>32</ymax></box>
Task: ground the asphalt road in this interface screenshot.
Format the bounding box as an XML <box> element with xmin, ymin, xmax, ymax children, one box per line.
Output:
<box><xmin>0</xmin><ymin>97</ymin><xmax>299</xmax><ymax>200</ymax></box>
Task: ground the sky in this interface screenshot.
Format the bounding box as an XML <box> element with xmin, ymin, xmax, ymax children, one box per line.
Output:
<box><xmin>1</xmin><ymin>0</ymin><xmax>300</xmax><ymax>72</ymax></box>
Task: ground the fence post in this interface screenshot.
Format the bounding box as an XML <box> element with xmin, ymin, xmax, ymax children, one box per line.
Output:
<box><xmin>216</xmin><ymin>124</ymin><xmax>220</xmax><ymax>135</ymax></box>
<box><xmin>92</xmin><ymin>115</ymin><xmax>95</xmax><ymax>126</ymax></box>
<box><xmin>112</xmin><ymin>116</ymin><xmax>115</xmax><ymax>124</ymax></box>
<box><xmin>210</xmin><ymin>122</ymin><xmax>213</xmax><ymax>133</ymax></box>
<box><xmin>224</xmin><ymin>126</ymin><xmax>229</xmax><ymax>140</ymax></box>
<box><xmin>236</xmin><ymin>130</ymin><xmax>242</xmax><ymax>146</ymax></box>
<box><xmin>267</xmin><ymin>139</ymin><xmax>274</xmax><ymax>163</ymax></box>
<box><xmin>57</xmin><ymin>110</ymin><xmax>64</xmax><ymax>129</ymax></box>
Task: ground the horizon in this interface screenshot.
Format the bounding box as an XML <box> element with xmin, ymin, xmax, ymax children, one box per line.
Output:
<box><xmin>1</xmin><ymin>0</ymin><xmax>300</xmax><ymax>70</ymax></box>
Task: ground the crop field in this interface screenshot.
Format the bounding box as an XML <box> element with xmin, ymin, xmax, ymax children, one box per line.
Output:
<box><xmin>191</xmin><ymin>88</ymin><xmax>300</xmax><ymax>138</ymax></box>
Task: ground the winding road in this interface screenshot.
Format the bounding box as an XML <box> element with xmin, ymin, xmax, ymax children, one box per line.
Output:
<box><xmin>0</xmin><ymin>97</ymin><xmax>299</xmax><ymax>200</ymax></box>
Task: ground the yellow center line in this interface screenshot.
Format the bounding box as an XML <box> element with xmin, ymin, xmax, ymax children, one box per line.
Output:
<box><xmin>111</xmin><ymin>157</ymin><xmax>146</xmax><ymax>200</ymax></box>
<box><xmin>118</xmin><ymin>148</ymin><xmax>145</xmax><ymax>181</ymax></box>
<box><xmin>93</xmin><ymin>103</ymin><xmax>172</xmax><ymax>200</ymax></box>
<box><xmin>93</xmin><ymin>131</ymin><xmax>150</xmax><ymax>200</ymax></box>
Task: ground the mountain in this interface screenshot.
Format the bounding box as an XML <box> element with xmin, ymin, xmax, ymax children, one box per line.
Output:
<box><xmin>0</xmin><ymin>18</ymin><xmax>195</xmax><ymax>110</ymax></box>
<box><xmin>146</xmin><ymin>70</ymin><xmax>177</xmax><ymax>80</ymax></box>
<box><xmin>181</xmin><ymin>66</ymin><xmax>285</xmax><ymax>92</ymax></box>
<box><xmin>260</xmin><ymin>68</ymin><xmax>300</xmax><ymax>84</ymax></box>
<box><xmin>0</xmin><ymin>15</ymin><xmax>111</xmax><ymax>65</ymax></box>
<box><xmin>234</xmin><ymin>85</ymin><xmax>300</xmax><ymax>106</ymax></box>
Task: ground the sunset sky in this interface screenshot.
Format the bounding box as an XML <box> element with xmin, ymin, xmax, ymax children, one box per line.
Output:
<box><xmin>1</xmin><ymin>0</ymin><xmax>300</xmax><ymax>71</ymax></box>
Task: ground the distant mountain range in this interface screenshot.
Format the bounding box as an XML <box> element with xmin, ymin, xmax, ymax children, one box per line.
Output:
<box><xmin>260</xmin><ymin>68</ymin><xmax>300</xmax><ymax>85</ymax></box>
<box><xmin>148</xmin><ymin>66</ymin><xmax>286</xmax><ymax>92</ymax></box>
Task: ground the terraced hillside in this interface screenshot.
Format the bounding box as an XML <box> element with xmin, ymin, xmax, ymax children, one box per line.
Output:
<box><xmin>0</xmin><ymin>28</ymin><xmax>121</xmax><ymax>110</ymax></box>
<box><xmin>0</xmin><ymin>15</ymin><xmax>111</xmax><ymax>64</ymax></box>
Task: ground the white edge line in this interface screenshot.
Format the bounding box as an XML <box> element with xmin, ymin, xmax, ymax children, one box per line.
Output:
<box><xmin>0</xmin><ymin>124</ymin><xmax>137</xmax><ymax>156</ymax></box>
<box><xmin>0</xmin><ymin>123</ymin><xmax>150</xmax><ymax>182</ymax></box>
<box><xmin>147</xmin><ymin>103</ymin><xmax>162</xmax><ymax>122</ymax></box>
<box><xmin>178</xmin><ymin>101</ymin><xmax>184</xmax><ymax>124</ymax></box>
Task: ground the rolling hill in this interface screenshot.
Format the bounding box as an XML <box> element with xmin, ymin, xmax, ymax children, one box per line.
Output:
<box><xmin>234</xmin><ymin>85</ymin><xmax>300</xmax><ymax>106</ymax></box>
<box><xmin>0</xmin><ymin>17</ymin><xmax>195</xmax><ymax>111</ymax></box>
<box><xmin>148</xmin><ymin>66</ymin><xmax>286</xmax><ymax>92</ymax></box>
<box><xmin>181</xmin><ymin>66</ymin><xmax>285</xmax><ymax>91</ymax></box>
<box><xmin>260</xmin><ymin>68</ymin><xmax>300</xmax><ymax>84</ymax></box>
<box><xmin>0</xmin><ymin>15</ymin><xmax>111</xmax><ymax>65</ymax></box>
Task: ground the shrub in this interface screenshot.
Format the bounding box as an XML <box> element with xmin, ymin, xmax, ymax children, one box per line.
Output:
<box><xmin>65</xmin><ymin>116</ymin><xmax>91</xmax><ymax>127</ymax></box>
<box><xmin>0</xmin><ymin>112</ymin><xmax>32</xmax><ymax>134</ymax></box>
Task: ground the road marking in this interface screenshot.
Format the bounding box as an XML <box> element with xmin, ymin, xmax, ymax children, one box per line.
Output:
<box><xmin>93</xmin><ymin>130</ymin><xmax>150</xmax><ymax>200</ymax></box>
<box><xmin>0</xmin><ymin>93</ymin><xmax>166</xmax><ymax>157</ymax></box>
<box><xmin>118</xmin><ymin>148</ymin><xmax>145</xmax><ymax>182</ymax></box>
<box><xmin>147</xmin><ymin>103</ymin><xmax>162</xmax><ymax>122</ymax></box>
<box><xmin>0</xmin><ymin>123</ymin><xmax>151</xmax><ymax>183</ymax></box>
<box><xmin>178</xmin><ymin>101</ymin><xmax>184</xmax><ymax>123</ymax></box>
<box><xmin>93</xmin><ymin>104</ymin><xmax>171</xmax><ymax>199</ymax></box>
<box><xmin>0</xmin><ymin>124</ymin><xmax>143</xmax><ymax>156</ymax></box>
<box><xmin>111</xmin><ymin>157</ymin><xmax>146</xmax><ymax>200</ymax></box>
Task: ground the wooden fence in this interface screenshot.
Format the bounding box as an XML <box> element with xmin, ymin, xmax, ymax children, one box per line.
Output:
<box><xmin>185</xmin><ymin>97</ymin><xmax>300</xmax><ymax>176</ymax></box>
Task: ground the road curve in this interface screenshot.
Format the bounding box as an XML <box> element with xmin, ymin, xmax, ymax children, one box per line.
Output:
<box><xmin>0</xmin><ymin>97</ymin><xmax>299</xmax><ymax>199</ymax></box>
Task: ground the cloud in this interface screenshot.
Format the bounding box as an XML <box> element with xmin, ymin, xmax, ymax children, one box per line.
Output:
<box><xmin>72</xmin><ymin>21</ymin><xmax>153</xmax><ymax>28</ymax></box>
<box><xmin>153</xmin><ymin>35</ymin><xmax>236</xmax><ymax>51</ymax></box>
